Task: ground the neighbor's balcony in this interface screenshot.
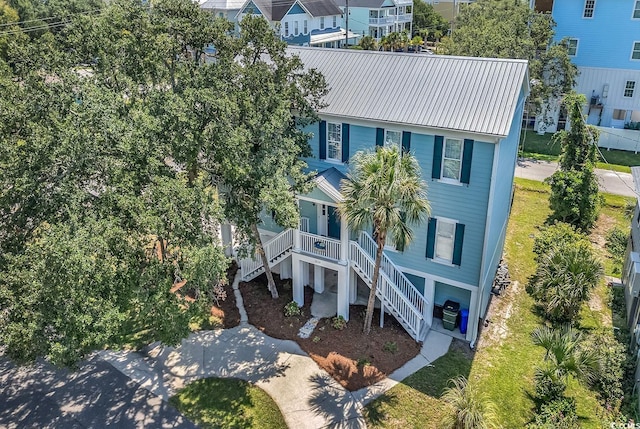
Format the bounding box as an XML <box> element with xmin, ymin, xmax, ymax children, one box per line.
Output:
<box><xmin>369</xmin><ymin>16</ymin><xmax>395</xmax><ymax>25</ymax></box>
<box><xmin>298</xmin><ymin>231</ymin><xmax>342</xmax><ymax>261</ymax></box>
<box><xmin>395</xmin><ymin>13</ymin><xmax>412</xmax><ymax>23</ymax></box>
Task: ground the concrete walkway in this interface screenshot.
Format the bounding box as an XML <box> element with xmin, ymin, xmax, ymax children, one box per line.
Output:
<box><xmin>99</xmin><ymin>272</ymin><xmax>453</xmax><ymax>429</ymax></box>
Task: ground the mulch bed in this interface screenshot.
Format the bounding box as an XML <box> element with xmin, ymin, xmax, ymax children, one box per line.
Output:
<box><xmin>240</xmin><ymin>273</ymin><xmax>421</xmax><ymax>391</ymax></box>
<box><xmin>209</xmin><ymin>261</ymin><xmax>241</xmax><ymax>329</ymax></box>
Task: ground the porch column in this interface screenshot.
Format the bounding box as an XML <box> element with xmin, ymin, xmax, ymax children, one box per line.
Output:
<box><xmin>339</xmin><ymin>217</ymin><xmax>349</xmax><ymax>265</ymax></box>
<box><xmin>292</xmin><ymin>255</ymin><xmax>304</xmax><ymax>306</ymax></box>
<box><xmin>349</xmin><ymin>268</ymin><xmax>358</xmax><ymax>304</ymax></box>
<box><xmin>293</xmin><ymin>226</ymin><xmax>301</xmax><ymax>252</ymax></box>
<box><xmin>221</xmin><ymin>223</ymin><xmax>234</xmax><ymax>257</ymax></box>
<box><xmin>301</xmin><ymin>261</ymin><xmax>310</xmax><ymax>287</ymax></box>
<box><xmin>314</xmin><ymin>266</ymin><xmax>325</xmax><ymax>293</ymax></box>
<box><xmin>424</xmin><ymin>277</ymin><xmax>435</xmax><ymax>328</ymax></box>
<box><xmin>467</xmin><ymin>289</ymin><xmax>479</xmax><ymax>342</ymax></box>
<box><xmin>280</xmin><ymin>257</ymin><xmax>292</xmax><ymax>280</ymax></box>
<box><xmin>337</xmin><ymin>264</ymin><xmax>350</xmax><ymax>321</ymax></box>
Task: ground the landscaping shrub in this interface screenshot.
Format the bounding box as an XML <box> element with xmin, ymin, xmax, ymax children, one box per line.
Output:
<box><xmin>284</xmin><ymin>301</ymin><xmax>301</xmax><ymax>317</ymax></box>
<box><xmin>546</xmin><ymin>169</ymin><xmax>601</xmax><ymax>231</ymax></box>
<box><xmin>528</xmin><ymin>398</ymin><xmax>579</xmax><ymax>429</ymax></box>
<box><xmin>532</xmin><ymin>222</ymin><xmax>588</xmax><ymax>263</ymax></box>
<box><xmin>383</xmin><ymin>341</ymin><xmax>398</xmax><ymax>354</ymax></box>
<box><xmin>331</xmin><ymin>315</ymin><xmax>347</xmax><ymax>330</ymax></box>
<box><xmin>606</xmin><ymin>227</ymin><xmax>629</xmax><ymax>274</ymax></box>
<box><xmin>533</xmin><ymin>366</ymin><xmax>566</xmax><ymax>404</ymax></box>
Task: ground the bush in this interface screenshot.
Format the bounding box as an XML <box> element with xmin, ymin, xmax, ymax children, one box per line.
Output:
<box><xmin>533</xmin><ymin>366</ymin><xmax>567</xmax><ymax>404</ymax></box>
<box><xmin>527</xmin><ymin>240</ymin><xmax>603</xmax><ymax>324</ymax></box>
<box><xmin>383</xmin><ymin>341</ymin><xmax>398</xmax><ymax>354</ymax></box>
<box><xmin>606</xmin><ymin>227</ymin><xmax>629</xmax><ymax>274</ymax></box>
<box><xmin>331</xmin><ymin>315</ymin><xmax>347</xmax><ymax>330</ymax></box>
<box><xmin>546</xmin><ymin>169</ymin><xmax>601</xmax><ymax>232</ymax></box>
<box><xmin>532</xmin><ymin>222</ymin><xmax>587</xmax><ymax>263</ymax></box>
<box><xmin>529</xmin><ymin>398</ymin><xmax>579</xmax><ymax>429</ymax></box>
<box><xmin>284</xmin><ymin>301</ymin><xmax>301</xmax><ymax>317</ymax></box>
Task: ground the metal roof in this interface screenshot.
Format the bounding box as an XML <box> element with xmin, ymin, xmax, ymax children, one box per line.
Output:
<box><xmin>299</xmin><ymin>0</ymin><xmax>343</xmax><ymax>17</ymax></box>
<box><xmin>333</xmin><ymin>0</ymin><xmax>385</xmax><ymax>8</ymax></box>
<box><xmin>199</xmin><ymin>0</ymin><xmax>245</xmax><ymax>10</ymax></box>
<box><xmin>289</xmin><ymin>47</ymin><xmax>529</xmax><ymax>138</ymax></box>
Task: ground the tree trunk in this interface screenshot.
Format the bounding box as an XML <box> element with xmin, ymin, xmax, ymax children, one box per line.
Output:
<box><xmin>251</xmin><ymin>223</ymin><xmax>279</xmax><ymax>299</ymax></box>
<box><xmin>364</xmin><ymin>235</ymin><xmax>385</xmax><ymax>334</ymax></box>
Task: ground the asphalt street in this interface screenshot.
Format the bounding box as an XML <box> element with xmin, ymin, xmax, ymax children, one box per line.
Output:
<box><xmin>515</xmin><ymin>158</ymin><xmax>637</xmax><ymax>198</ymax></box>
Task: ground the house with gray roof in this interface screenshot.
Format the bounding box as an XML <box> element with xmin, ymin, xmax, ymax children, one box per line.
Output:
<box><xmin>235</xmin><ymin>48</ymin><xmax>529</xmax><ymax>347</ymax></box>
<box><xmin>335</xmin><ymin>0</ymin><xmax>413</xmax><ymax>40</ymax></box>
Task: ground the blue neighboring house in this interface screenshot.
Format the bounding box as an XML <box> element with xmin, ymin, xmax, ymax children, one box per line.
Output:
<box><xmin>335</xmin><ymin>0</ymin><xmax>413</xmax><ymax>40</ymax></box>
<box><xmin>236</xmin><ymin>48</ymin><xmax>529</xmax><ymax>346</ymax></box>
<box><xmin>532</xmin><ymin>0</ymin><xmax>640</xmax><ymax>131</ymax></box>
<box><xmin>232</xmin><ymin>0</ymin><xmax>357</xmax><ymax>47</ymax></box>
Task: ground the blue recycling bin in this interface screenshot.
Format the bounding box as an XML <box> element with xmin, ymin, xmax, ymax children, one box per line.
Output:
<box><xmin>459</xmin><ymin>309</ymin><xmax>469</xmax><ymax>334</ymax></box>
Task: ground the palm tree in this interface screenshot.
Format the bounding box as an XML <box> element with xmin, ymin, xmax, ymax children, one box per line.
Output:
<box><xmin>358</xmin><ymin>35</ymin><xmax>377</xmax><ymax>51</ymax></box>
<box><xmin>529</xmin><ymin>241</ymin><xmax>603</xmax><ymax>323</ymax></box>
<box><xmin>442</xmin><ymin>376</ymin><xmax>497</xmax><ymax>429</ymax></box>
<box><xmin>338</xmin><ymin>145</ymin><xmax>429</xmax><ymax>334</ymax></box>
<box><xmin>531</xmin><ymin>324</ymin><xmax>600</xmax><ymax>396</ymax></box>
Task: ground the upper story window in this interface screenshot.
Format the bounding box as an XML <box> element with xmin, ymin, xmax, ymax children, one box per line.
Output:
<box><xmin>304</xmin><ymin>19</ymin><xmax>308</xmax><ymax>34</ymax></box>
<box><xmin>284</xmin><ymin>22</ymin><xmax>289</xmax><ymax>37</ymax></box>
<box><xmin>327</xmin><ymin>122</ymin><xmax>342</xmax><ymax>161</ymax></box>
<box><xmin>442</xmin><ymin>138</ymin><xmax>463</xmax><ymax>181</ymax></box>
<box><xmin>583</xmin><ymin>0</ymin><xmax>595</xmax><ymax>18</ymax></box>
<box><xmin>435</xmin><ymin>220</ymin><xmax>455</xmax><ymax>262</ymax></box>
<box><xmin>633</xmin><ymin>1</ymin><xmax>640</xmax><ymax>19</ymax></box>
<box><xmin>384</xmin><ymin>130</ymin><xmax>402</xmax><ymax>148</ymax></box>
<box><xmin>425</xmin><ymin>217</ymin><xmax>465</xmax><ymax>266</ymax></box>
<box><xmin>320</xmin><ymin>17</ymin><xmax>325</xmax><ymax>30</ymax></box>
<box><xmin>332</xmin><ymin>15</ymin><xmax>337</xmax><ymax>27</ymax></box>
<box><xmin>294</xmin><ymin>21</ymin><xmax>299</xmax><ymax>36</ymax></box>
<box><xmin>625</xmin><ymin>81</ymin><xmax>636</xmax><ymax>98</ymax></box>
<box><xmin>633</xmin><ymin>42</ymin><xmax>640</xmax><ymax>60</ymax></box>
<box><xmin>567</xmin><ymin>38</ymin><xmax>578</xmax><ymax>56</ymax></box>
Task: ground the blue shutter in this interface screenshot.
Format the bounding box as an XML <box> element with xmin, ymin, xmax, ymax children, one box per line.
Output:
<box><xmin>342</xmin><ymin>123</ymin><xmax>350</xmax><ymax>163</ymax></box>
<box><xmin>376</xmin><ymin>128</ymin><xmax>384</xmax><ymax>147</ymax></box>
<box><xmin>425</xmin><ymin>217</ymin><xmax>437</xmax><ymax>259</ymax></box>
<box><xmin>432</xmin><ymin>136</ymin><xmax>443</xmax><ymax>179</ymax></box>
<box><xmin>452</xmin><ymin>223</ymin><xmax>465</xmax><ymax>266</ymax></box>
<box><xmin>460</xmin><ymin>139</ymin><xmax>474</xmax><ymax>184</ymax></box>
<box><xmin>319</xmin><ymin>121</ymin><xmax>326</xmax><ymax>160</ymax></box>
<box><xmin>402</xmin><ymin>131</ymin><xmax>411</xmax><ymax>153</ymax></box>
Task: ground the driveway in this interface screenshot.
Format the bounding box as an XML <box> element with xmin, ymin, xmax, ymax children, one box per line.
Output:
<box><xmin>0</xmin><ymin>354</ymin><xmax>195</xmax><ymax>429</ymax></box>
<box><xmin>515</xmin><ymin>158</ymin><xmax>637</xmax><ymax>197</ymax></box>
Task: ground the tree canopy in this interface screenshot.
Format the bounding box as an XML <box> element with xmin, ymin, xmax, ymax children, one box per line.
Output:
<box><xmin>412</xmin><ymin>0</ymin><xmax>449</xmax><ymax>41</ymax></box>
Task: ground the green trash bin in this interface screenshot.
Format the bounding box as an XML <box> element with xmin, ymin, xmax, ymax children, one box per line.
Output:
<box><xmin>442</xmin><ymin>300</ymin><xmax>460</xmax><ymax>331</ymax></box>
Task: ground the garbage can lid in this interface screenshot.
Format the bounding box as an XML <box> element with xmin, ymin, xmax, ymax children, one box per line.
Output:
<box><xmin>443</xmin><ymin>300</ymin><xmax>460</xmax><ymax>312</ymax></box>
<box><xmin>460</xmin><ymin>309</ymin><xmax>469</xmax><ymax>317</ymax></box>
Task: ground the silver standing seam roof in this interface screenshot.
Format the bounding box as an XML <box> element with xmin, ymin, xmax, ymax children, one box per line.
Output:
<box><xmin>288</xmin><ymin>47</ymin><xmax>529</xmax><ymax>139</ymax></box>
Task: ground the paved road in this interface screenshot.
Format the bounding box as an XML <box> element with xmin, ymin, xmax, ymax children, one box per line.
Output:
<box><xmin>515</xmin><ymin>158</ymin><xmax>637</xmax><ymax>198</ymax></box>
<box><xmin>0</xmin><ymin>354</ymin><xmax>196</xmax><ymax>429</ymax></box>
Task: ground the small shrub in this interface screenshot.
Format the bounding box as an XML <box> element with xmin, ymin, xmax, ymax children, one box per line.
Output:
<box><xmin>607</xmin><ymin>227</ymin><xmax>629</xmax><ymax>274</ymax></box>
<box><xmin>383</xmin><ymin>341</ymin><xmax>398</xmax><ymax>354</ymax></box>
<box><xmin>582</xmin><ymin>331</ymin><xmax>627</xmax><ymax>414</ymax></box>
<box><xmin>356</xmin><ymin>357</ymin><xmax>371</xmax><ymax>368</ymax></box>
<box><xmin>331</xmin><ymin>315</ymin><xmax>347</xmax><ymax>330</ymax></box>
<box><xmin>533</xmin><ymin>366</ymin><xmax>566</xmax><ymax>404</ymax></box>
<box><xmin>532</xmin><ymin>222</ymin><xmax>587</xmax><ymax>263</ymax></box>
<box><xmin>528</xmin><ymin>398</ymin><xmax>579</xmax><ymax>429</ymax></box>
<box><xmin>312</xmin><ymin>336</ymin><xmax>320</xmax><ymax>343</ymax></box>
<box><xmin>284</xmin><ymin>301</ymin><xmax>301</xmax><ymax>317</ymax></box>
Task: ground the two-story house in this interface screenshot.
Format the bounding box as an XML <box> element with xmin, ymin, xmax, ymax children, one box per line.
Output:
<box><xmin>335</xmin><ymin>0</ymin><xmax>413</xmax><ymax>40</ymax></box>
<box><xmin>232</xmin><ymin>0</ymin><xmax>358</xmax><ymax>46</ymax></box>
<box><xmin>199</xmin><ymin>0</ymin><xmax>245</xmax><ymax>21</ymax></box>
<box><xmin>234</xmin><ymin>48</ymin><xmax>529</xmax><ymax>346</ymax></box>
<box><xmin>533</xmin><ymin>0</ymin><xmax>640</xmax><ymax>131</ymax></box>
<box><xmin>424</xmin><ymin>0</ymin><xmax>475</xmax><ymax>23</ymax></box>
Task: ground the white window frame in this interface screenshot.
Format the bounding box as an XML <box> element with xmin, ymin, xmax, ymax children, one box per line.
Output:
<box><xmin>434</xmin><ymin>217</ymin><xmax>457</xmax><ymax>265</ymax></box>
<box><xmin>384</xmin><ymin>130</ymin><xmax>402</xmax><ymax>148</ymax></box>
<box><xmin>304</xmin><ymin>19</ymin><xmax>308</xmax><ymax>34</ymax></box>
<box><xmin>633</xmin><ymin>41</ymin><xmax>640</xmax><ymax>60</ymax></box>
<box><xmin>633</xmin><ymin>0</ymin><xmax>640</xmax><ymax>19</ymax></box>
<box><xmin>294</xmin><ymin>21</ymin><xmax>299</xmax><ymax>36</ymax></box>
<box><xmin>625</xmin><ymin>81</ymin><xmax>636</xmax><ymax>98</ymax></box>
<box><xmin>327</xmin><ymin>122</ymin><xmax>342</xmax><ymax>162</ymax></box>
<box><xmin>332</xmin><ymin>15</ymin><xmax>337</xmax><ymax>27</ymax></box>
<box><xmin>583</xmin><ymin>0</ymin><xmax>595</xmax><ymax>18</ymax></box>
<box><xmin>441</xmin><ymin>138</ymin><xmax>463</xmax><ymax>183</ymax></box>
<box><xmin>284</xmin><ymin>22</ymin><xmax>289</xmax><ymax>37</ymax></box>
<box><xmin>320</xmin><ymin>16</ymin><xmax>325</xmax><ymax>30</ymax></box>
<box><xmin>613</xmin><ymin>109</ymin><xmax>627</xmax><ymax>121</ymax></box>
<box><xmin>567</xmin><ymin>38</ymin><xmax>578</xmax><ymax>56</ymax></box>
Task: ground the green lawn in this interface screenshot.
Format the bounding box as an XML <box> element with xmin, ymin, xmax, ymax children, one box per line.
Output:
<box><xmin>520</xmin><ymin>130</ymin><xmax>640</xmax><ymax>172</ymax></box>
<box><xmin>169</xmin><ymin>377</ymin><xmax>287</xmax><ymax>429</ymax></box>
<box><xmin>363</xmin><ymin>178</ymin><xmax>633</xmax><ymax>428</ymax></box>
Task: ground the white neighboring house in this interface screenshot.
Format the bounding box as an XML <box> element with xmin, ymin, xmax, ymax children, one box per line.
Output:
<box><xmin>199</xmin><ymin>0</ymin><xmax>245</xmax><ymax>20</ymax></box>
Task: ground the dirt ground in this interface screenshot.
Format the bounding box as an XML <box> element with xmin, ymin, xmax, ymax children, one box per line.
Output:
<box><xmin>240</xmin><ymin>274</ymin><xmax>421</xmax><ymax>391</ymax></box>
<box><xmin>209</xmin><ymin>262</ymin><xmax>241</xmax><ymax>329</ymax></box>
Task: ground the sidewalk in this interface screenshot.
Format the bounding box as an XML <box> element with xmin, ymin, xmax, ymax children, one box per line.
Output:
<box><xmin>99</xmin><ymin>273</ymin><xmax>452</xmax><ymax>429</ymax></box>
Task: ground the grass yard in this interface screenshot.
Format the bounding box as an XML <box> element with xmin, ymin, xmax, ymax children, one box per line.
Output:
<box><xmin>363</xmin><ymin>177</ymin><xmax>634</xmax><ymax>428</ymax></box>
<box><xmin>520</xmin><ymin>130</ymin><xmax>640</xmax><ymax>172</ymax></box>
<box><xmin>169</xmin><ymin>377</ymin><xmax>287</xmax><ymax>429</ymax></box>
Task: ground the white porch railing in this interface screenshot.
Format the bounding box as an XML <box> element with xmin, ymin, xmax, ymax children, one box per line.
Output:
<box><xmin>395</xmin><ymin>13</ymin><xmax>411</xmax><ymax>22</ymax></box>
<box><xmin>369</xmin><ymin>16</ymin><xmax>395</xmax><ymax>25</ymax></box>
<box><xmin>299</xmin><ymin>231</ymin><xmax>341</xmax><ymax>261</ymax></box>
<box><xmin>350</xmin><ymin>241</ymin><xmax>425</xmax><ymax>340</ymax></box>
<box><xmin>240</xmin><ymin>229</ymin><xmax>293</xmax><ymax>281</ymax></box>
<box><xmin>358</xmin><ymin>232</ymin><xmax>428</xmax><ymax>315</ymax></box>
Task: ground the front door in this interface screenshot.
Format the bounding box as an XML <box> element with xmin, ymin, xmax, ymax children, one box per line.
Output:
<box><xmin>327</xmin><ymin>206</ymin><xmax>340</xmax><ymax>239</ymax></box>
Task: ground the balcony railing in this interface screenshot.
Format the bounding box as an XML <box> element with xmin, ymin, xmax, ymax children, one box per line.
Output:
<box><xmin>369</xmin><ymin>16</ymin><xmax>395</xmax><ymax>25</ymax></box>
<box><xmin>299</xmin><ymin>231</ymin><xmax>341</xmax><ymax>261</ymax></box>
<box><xmin>395</xmin><ymin>13</ymin><xmax>412</xmax><ymax>22</ymax></box>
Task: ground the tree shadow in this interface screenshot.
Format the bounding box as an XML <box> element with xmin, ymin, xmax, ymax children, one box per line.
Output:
<box><xmin>306</xmin><ymin>372</ymin><xmax>364</xmax><ymax>428</ymax></box>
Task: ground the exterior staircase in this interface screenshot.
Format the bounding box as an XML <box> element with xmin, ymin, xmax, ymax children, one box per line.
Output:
<box><xmin>350</xmin><ymin>231</ymin><xmax>430</xmax><ymax>341</ymax></box>
<box><xmin>238</xmin><ymin>228</ymin><xmax>430</xmax><ymax>342</ymax></box>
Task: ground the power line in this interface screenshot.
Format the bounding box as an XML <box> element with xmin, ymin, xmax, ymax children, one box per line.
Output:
<box><xmin>0</xmin><ymin>8</ymin><xmax>103</xmax><ymax>29</ymax></box>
